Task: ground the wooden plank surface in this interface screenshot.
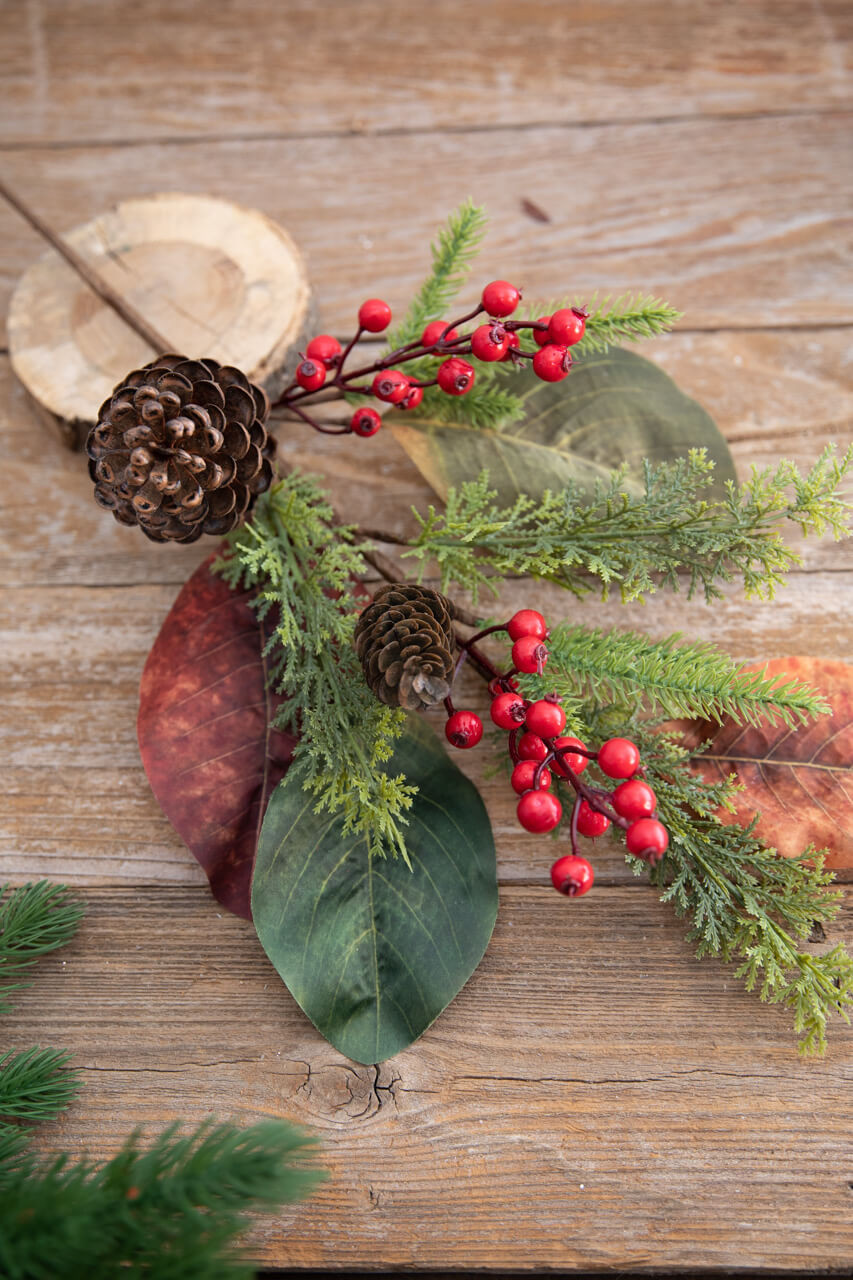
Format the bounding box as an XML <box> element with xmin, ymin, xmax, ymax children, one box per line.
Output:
<box><xmin>2</xmin><ymin>0</ymin><xmax>852</xmax><ymax>1272</ymax></box>
<box><xmin>1</xmin><ymin>113</ymin><xmax>853</xmax><ymax>350</ymax></box>
<box><xmin>5</xmin><ymin>886</ymin><xmax>851</xmax><ymax>1272</ymax></box>
<box><xmin>1</xmin><ymin>1</ymin><xmax>850</xmax><ymax>144</ymax></box>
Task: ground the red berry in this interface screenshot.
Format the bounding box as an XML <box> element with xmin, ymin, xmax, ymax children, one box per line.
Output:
<box><xmin>548</xmin><ymin>307</ymin><xmax>587</xmax><ymax>347</ymax></box>
<box><xmin>517</xmin><ymin>789</ymin><xmax>562</xmax><ymax>834</ymax></box>
<box><xmin>551</xmin><ymin>737</ymin><xmax>589</xmax><ymax>777</ymax></box>
<box><xmin>613</xmin><ymin>779</ymin><xmax>657</xmax><ymax>821</ymax></box>
<box><xmin>400</xmin><ymin>383</ymin><xmax>424</xmax><ymax>410</ymax></box>
<box><xmin>511</xmin><ymin>760</ymin><xmax>552</xmax><ymax>794</ymax></box>
<box><xmin>517</xmin><ymin>732</ymin><xmax>549</xmax><ymax>763</ymax></box>
<box><xmin>532</xmin><ymin>316</ymin><xmax>552</xmax><ymax>347</ymax></box>
<box><xmin>488</xmin><ymin>676</ymin><xmax>519</xmax><ymax>696</ymax></box>
<box><xmin>525</xmin><ymin>698</ymin><xmax>566</xmax><ymax>738</ymax></box>
<box><xmin>490</xmin><ymin>691</ymin><xmax>527</xmax><ymax>730</ymax></box>
<box><xmin>501</xmin><ymin>330</ymin><xmax>522</xmax><ymax>361</ymax></box>
<box><xmin>551</xmin><ymin>854</ymin><xmax>594</xmax><ymax>897</ymax></box>
<box><xmin>437</xmin><ymin>357</ymin><xmax>476</xmax><ymax>396</ymax></box>
<box><xmin>597</xmin><ymin>737</ymin><xmax>641</xmax><ymax>779</ymax></box>
<box><xmin>371</xmin><ymin>370</ymin><xmax>409</xmax><ymax>404</ymax></box>
<box><xmin>350</xmin><ymin>407</ymin><xmax>382</xmax><ymax>437</ymax></box>
<box><xmin>575</xmin><ymin>800</ymin><xmax>611</xmax><ymax>838</ymax></box>
<box><xmin>305</xmin><ymin>334</ymin><xmax>342</xmax><ymax>368</ymax></box>
<box><xmin>481</xmin><ymin>280</ymin><xmax>521</xmax><ymax>318</ymax></box>
<box><xmin>626</xmin><ymin>818</ymin><xmax>669</xmax><ymax>862</ymax></box>
<box><xmin>470</xmin><ymin>322</ymin><xmax>509</xmax><ymax>362</ymax></box>
<box><xmin>511</xmin><ymin>634</ymin><xmax>548</xmax><ymax>674</ymax></box>
<box><xmin>296</xmin><ymin>358</ymin><xmax>326</xmax><ymax>391</ymax></box>
<box><xmin>445</xmin><ymin>709</ymin><xmax>483</xmax><ymax>750</ymax></box>
<box><xmin>506</xmin><ymin>609</ymin><xmax>548</xmax><ymax>642</ymax></box>
<box><xmin>532</xmin><ymin>344</ymin><xmax>572</xmax><ymax>383</ymax></box>
<box><xmin>421</xmin><ymin>320</ymin><xmax>459</xmax><ymax>347</ymax></box>
<box><xmin>358</xmin><ymin>298</ymin><xmax>392</xmax><ymax>332</ymax></box>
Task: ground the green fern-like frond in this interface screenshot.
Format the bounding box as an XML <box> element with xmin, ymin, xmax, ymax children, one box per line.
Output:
<box><xmin>405</xmin><ymin>446</ymin><xmax>853</xmax><ymax>603</ymax></box>
<box><xmin>215</xmin><ymin>472</ymin><xmax>414</xmax><ymax>863</ymax></box>
<box><xmin>387</xmin><ymin>199</ymin><xmax>488</xmax><ymax>348</ymax></box>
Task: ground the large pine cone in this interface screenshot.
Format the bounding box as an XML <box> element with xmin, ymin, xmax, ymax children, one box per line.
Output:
<box><xmin>86</xmin><ymin>355</ymin><xmax>275</xmax><ymax>543</ymax></box>
<box><xmin>354</xmin><ymin>584</ymin><xmax>456</xmax><ymax>711</ymax></box>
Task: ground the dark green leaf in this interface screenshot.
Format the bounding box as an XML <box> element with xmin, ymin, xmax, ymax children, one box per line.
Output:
<box><xmin>390</xmin><ymin>347</ymin><xmax>736</xmax><ymax>504</ymax></box>
<box><xmin>251</xmin><ymin>715</ymin><xmax>498</xmax><ymax>1064</ymax></box>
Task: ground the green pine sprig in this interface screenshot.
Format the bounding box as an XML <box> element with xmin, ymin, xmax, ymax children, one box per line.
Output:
<box><xmin>519</xmin><ymin>623</ymin><xmax>829</xmax><ymax>727</ymax></box>
<box><xmin>216</xmin><ymin>472</ymin><xmax>415</xmax><ymax>863</ymax></box>
<box><xmin>386</xmin><ymin>198</ymin><xmax>487</xmax><ymax>349</ymax></box>
<box><xmin>0</xmin><ymin>1048</ymin><xmax>78</xmax><ymax>1124</ymax></box>
<box><xmin>405</xmin><ymin>446</ymin><xmax>853</xmax><ymax>603</ymax></box>
<box><xmin>0</xmin><ymin>1119</ymin><xmax>324</xmax><ymax>1280</ymax></box>
<box><xmin>567</xmin><ymin>293</ymin><xmax>683</xmax><ymax>354</ymax></box>
<box><xmin>1</xmin><ymin>881</ymin><xmax>85</xmax><ymax>1015</ymax></box>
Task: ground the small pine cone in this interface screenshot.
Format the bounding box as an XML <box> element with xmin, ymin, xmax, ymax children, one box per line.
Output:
<box><xmin>86</xmin><ymin>355</ymin><xmax>276</xmax><ymax>543</ymax></box>
<box><xmin>354</xmin><ymin>583</ymin><xmax>456</xmax><ymax>711</ymax></box>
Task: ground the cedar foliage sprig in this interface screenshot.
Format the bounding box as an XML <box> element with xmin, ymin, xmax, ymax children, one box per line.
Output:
<box><xmin>216</xmin><ymin>474</ymin><xmax>416</xmax><ymax>863</ymax></box>
<box><xmin>623</xmin><ymin>724</ymin><xmax>851</xmax><ymax>1056</ymax></box>
<box><xmin>520</xmin><ymin>623</ymin><xmax>829</xmax><ymax>727</ymax></box>
<box><xmin>406</xmin><ymin>446</ymin><xmax>853</xmax><ymax>602</ymax></box>
<box><xmin>0</xmin><ymin>1119</ymin><xmax>324</xmax><ymax>1280</ymax></box>
<box><xmin>512</xmin><ymin>665</ymin><xmax>851</xmax><ymax>1054</ymax></box>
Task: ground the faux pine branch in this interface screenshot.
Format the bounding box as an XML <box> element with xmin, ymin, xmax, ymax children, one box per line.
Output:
<box><xmin>0</xmin><ymin>1119</ymin><xmax>324</xmax><ymax>1280</ymax></box>
<box><xmin>522</xmin><ymin>624</ymin><xmax>830</xmax><ymax>727</ymax></box>
<box><xmin>406</xmin><ymin>447</ymin><xmax>853</xmax><ymax>602</ymax></box>
<box><xmin>387</xmin><ymin>198</ymin><xmax>488</xmax><ymax>349</ymax></box>
<box><xmin>0</xmin><ymin>883</ymin><xmax>84</xmax><ymax>1141</ymax></box>
<box><xmin>216</xmin><ymin>474</ymin><xmax>415</xmax><ymax>862</ymax></box>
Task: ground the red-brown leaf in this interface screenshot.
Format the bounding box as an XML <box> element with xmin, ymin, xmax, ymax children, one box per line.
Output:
<box><xmin>138</xmin><ymin>551</ymin><xmax>297</xmax><ymax>918</ymax></box>
<box><xmin>691</xmin><ymin>656</ymin><xmax>853</xmax><ymax>869</ymax></box>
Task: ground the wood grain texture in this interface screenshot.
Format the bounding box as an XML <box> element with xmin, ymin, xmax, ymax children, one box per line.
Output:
<box><xmin>2</xmin><ymin>4</ymin><xmax>852</xmax><ymax>1269</ymax></box>
<box><xmin>1</xmin><ymin>113</ymin><xmax>852</xmax><ymax>348</ymax></box>
<box><xmin>0</xmin><ymin>0</ymin><xmax>850</xmax><ymax>143</ymax></box>
<box><xmin>6</xmin><ymin>886</ymin><xmax>851</xmax><ymax>1271</ymax></box>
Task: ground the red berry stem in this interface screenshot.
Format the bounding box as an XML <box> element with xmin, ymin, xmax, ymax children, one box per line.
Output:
<box><xmin>569</xmin><ymin>793</ymin><xmax>583</xmax><ymax>858</ymax></box>
<box><xmin>284</xmin><ymin>400</ymin><xmax>351</xmax><ymax>436</ymax></box>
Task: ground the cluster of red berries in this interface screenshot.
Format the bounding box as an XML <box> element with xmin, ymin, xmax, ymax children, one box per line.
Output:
<box><xmin>443</xmin><ymin>608</ymin><xmax>670</xmax><ymax>899</ymax></box>
<box><xmin>282</xmin><ymin>282</ymin><xmax>589</xmax><ymax>438</ymax></box>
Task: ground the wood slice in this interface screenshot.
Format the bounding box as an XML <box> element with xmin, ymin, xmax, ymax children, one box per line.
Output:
<box><xmin>7</xmin><ymin>192</ymin><xmax>313</xmax><ymax>449</ymax></box>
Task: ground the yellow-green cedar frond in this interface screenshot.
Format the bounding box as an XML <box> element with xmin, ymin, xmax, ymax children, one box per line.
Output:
<box><xmin>405</xmin><ymin>446</ymin><xmax>853</xmax><ymax>603</ymax></box>
<box><xmin>215</xmin><ymin>472</ymin><xmax>413</xmax><ymax>862</ymax></box>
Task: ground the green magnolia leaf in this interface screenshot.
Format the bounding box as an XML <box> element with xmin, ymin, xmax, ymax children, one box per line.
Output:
<box><xmin>251</xmin><ymin>714</ymin><xmax>498</xmax><ymax>1064</ymax></box>
<box><xmin>390</xmin><ymin>347</ymin><xmax>736</xmax><ymax>504</ymax></box>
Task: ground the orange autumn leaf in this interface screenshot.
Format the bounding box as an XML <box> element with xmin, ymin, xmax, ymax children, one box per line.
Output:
<box><xmin>690</xmin><ymin>657</ymin><xmax>852</xmax><ymax>869</ymax></box>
